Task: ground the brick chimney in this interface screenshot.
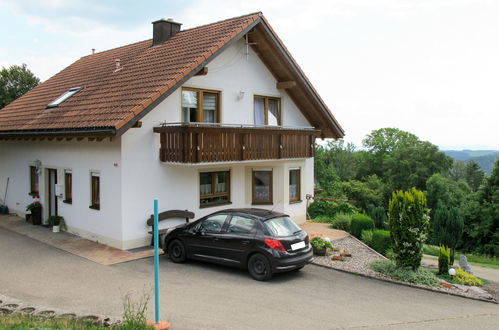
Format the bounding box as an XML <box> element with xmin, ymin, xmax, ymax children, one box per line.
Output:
<box><xmin>152</xmin><ymin>18</ymin><xmax>182</xmax><ymax>46</ymax></box>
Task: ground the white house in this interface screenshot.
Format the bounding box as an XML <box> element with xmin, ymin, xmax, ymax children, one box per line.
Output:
<box><xmin>0</xmin><ymin>12</ymin><xmax>344</xmax><ymax>250</ymax></box>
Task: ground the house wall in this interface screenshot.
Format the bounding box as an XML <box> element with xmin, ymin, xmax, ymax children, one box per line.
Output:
<box><xmin>120</xmin><ymin>37</ymin><xmax>314</xmax><ymax>249</ymax></box>
<box><xmin>0</xmin><ymin>139</ymin><xmax>123</xmax><ymax>248</ymax></box>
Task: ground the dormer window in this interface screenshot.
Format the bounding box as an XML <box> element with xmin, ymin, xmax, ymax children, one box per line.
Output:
<box><xmin>47</xmin><ymin>87</ymin><xmax>82</xmax><ymax>108</ymax></box>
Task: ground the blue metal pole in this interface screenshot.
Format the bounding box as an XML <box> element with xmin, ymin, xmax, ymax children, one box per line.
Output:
<box><xmin>153</xmin><ymin>199</ymin><xmax>160</xmax><ymax>324</ymax></box>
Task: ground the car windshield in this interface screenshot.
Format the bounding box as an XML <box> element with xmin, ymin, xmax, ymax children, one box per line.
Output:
<box><xmin>264</xmin><ymin>216</ymin><xmax>301</xmax><ymax>237</ymax></box>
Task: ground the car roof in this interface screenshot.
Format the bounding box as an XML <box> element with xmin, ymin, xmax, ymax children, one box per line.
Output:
<box><xmin>210</xmin><ymin>208</ymin><xmax>289</xmax><ymax>220</ymax></box>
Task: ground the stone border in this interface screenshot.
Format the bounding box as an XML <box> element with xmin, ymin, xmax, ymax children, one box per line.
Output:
<box><xmin>0</xmin><ymin>294</ymin><xmax>121</xmax><ymax>327</ymax></box>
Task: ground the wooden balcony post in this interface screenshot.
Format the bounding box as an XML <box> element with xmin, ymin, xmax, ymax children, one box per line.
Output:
<box><xmin>278</xmin><ymin>134</ymin><xmax>283</xmax><ymax>159</ymax></box>
<box><xmin>241</xmin><ymin>133</ymin><xmax>246</xmax><ymax>160</ymax></box>
<box><xmin>196</xmin><ymin>132</ymin><xmax>201</xmax><ymax>163</ymax></box>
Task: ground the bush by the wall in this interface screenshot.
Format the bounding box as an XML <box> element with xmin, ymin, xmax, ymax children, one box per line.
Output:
<box><xmin>313</xmin><ymin>215</ymin><xmax>335</xmax><ymax>224</ymax></box>
<box><xmin>350</xmin><ymin>214</ymin><xmax>375</xmax><ymax>238</ymax></box>
<box><xmin>388</xmin><ymin>188</ymin><xmax>430</xmax><ymax>270</ymax></box>
<box><xmin>438</xmin><ymin>245</ymin><xmax>450</xmax><ymax>275</ymax></box>
<box><xmin>367</xmin><ymin>205</ymin><xmax>387</xmax><ymax>229</ymax></box>
<box><xmin>331</xmin><ymin>213</ymin><xmax>352</xmax><ymax>231</ymax></box>
<box><xmin>308</xmin><ymin>199</ymin><xmax>356</xmax><ymax>219</ymax></box>
<box><xmin>371</xmin><ymin>230</ymin><xmax>391</xmax><ymax>256</ymax></box>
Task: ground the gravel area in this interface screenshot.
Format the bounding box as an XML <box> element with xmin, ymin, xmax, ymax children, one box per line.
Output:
<box><xmin>311</xmin><ymin>234</ymin><xmax>498</xmax><ymax>304</ymax></box>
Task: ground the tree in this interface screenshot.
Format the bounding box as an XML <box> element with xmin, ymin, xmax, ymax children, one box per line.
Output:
<box><xmin>362</xmin><ymin>128</ymin><xmax>453</xmax><ymax>193</ymax></box>
<box><xmin>464</xmin><ymin>160</ymin><xmax>485</xmax><ymax>192</ymax></box>
<box><xmin>433</xmin><ymin>205</ymin><xmax>463</xmax><ymax>265</ymax></box>
<box><xmin>0</xmin><ymin>64</ymin><xmax>40</xmax><ymax>108</ymax></box>
<box><xmin>388</xmin><ymin>188</ymin><xmax>430</xmax><ymax>270</ymax></box>
<box><xmin>426</xmin><ymin>173</ymin><xmax>470</xmax><ymax>214</ymax></box>
<box><xmin>449</xmin><ymin>160</ymin><xmax>466</xmax><ymax>182</ymax></box>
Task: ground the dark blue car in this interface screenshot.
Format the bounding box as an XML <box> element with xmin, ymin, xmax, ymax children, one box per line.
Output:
<box><xmin>163</xmin><ymin>208</ymin><xmax>313</xmax><ymax>281</ymax></box>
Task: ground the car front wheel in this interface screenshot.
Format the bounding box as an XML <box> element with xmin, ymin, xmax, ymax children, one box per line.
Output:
<box><xmin>248</xmin><ymin>253</ymin><xmax>272</xmax><ymax>281</ymax></box>
<box><xmin>168</xmin><ymin>239</ymin><xmax>186</xmax><ymax>263</ymax></box>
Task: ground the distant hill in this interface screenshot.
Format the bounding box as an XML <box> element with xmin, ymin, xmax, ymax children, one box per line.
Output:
<box><xmin>442</xmin><ymin>150</ymin><xmax>499</xmax><ymax>175</ymax></box>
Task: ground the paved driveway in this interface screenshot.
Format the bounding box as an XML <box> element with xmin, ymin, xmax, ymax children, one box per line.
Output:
<box><xmin>0</xmin><ymin>227</ymin><xmax>498</xmax><ymax>329</ymax></box>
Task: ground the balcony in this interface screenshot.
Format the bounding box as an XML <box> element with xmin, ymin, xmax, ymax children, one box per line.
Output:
<box><xmin>153</xmin><ymin>123</ymin><xmax>320</xmax><ymax>163</ymax></box>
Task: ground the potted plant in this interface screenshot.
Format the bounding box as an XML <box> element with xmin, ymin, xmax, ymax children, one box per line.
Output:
<box><xmin>26</xmin><ymin>202</ymin><xmax>42</xmax><ymax>225</ymax></box>
<box><xmin>310</xmin><ymin>236</ymin><xmax>333</xmax><ymax>256</ymax></box>
<box><xmin>47</xmin><ymin>215</ymin><xmax>66</xmax><ymax>232</ymax></box>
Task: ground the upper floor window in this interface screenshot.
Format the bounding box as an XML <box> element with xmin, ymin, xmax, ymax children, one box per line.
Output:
<box><xmin>182</xmin><ymin>88</ymin><xmax>220</xmax><ymax>123</ymax></box>
<box><xmin>254</xmin><ymin>96</ymin><xmax>280</xmax><ymax>126</ymax></box>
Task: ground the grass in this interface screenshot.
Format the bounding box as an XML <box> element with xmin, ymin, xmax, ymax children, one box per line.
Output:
<box><xmin>369</xmin><ymin>259</ymin><xmax>440</xmax><ymax>286</ymax></box>
<box><xmin>0</xmin><ymin>314</ymin><xmax>108</xmax><ymax>329</ymax></box>
<box><xmin>423</xmin><ymin>245</ymin><xmax>499</xmax><ymax>269</ymax></box>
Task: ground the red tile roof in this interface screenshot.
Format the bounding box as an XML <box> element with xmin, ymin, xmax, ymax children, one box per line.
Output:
<box><xmin>0</xmin><ymin>12</ymin><xmax>344</xmax><ymax>138</ymax></box>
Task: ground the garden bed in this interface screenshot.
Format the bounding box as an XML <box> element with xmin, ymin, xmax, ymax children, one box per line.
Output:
<box><xmin>311</xmin><ymin>235</ymin><xmax>498</xmax><ymax>304</ymax></box>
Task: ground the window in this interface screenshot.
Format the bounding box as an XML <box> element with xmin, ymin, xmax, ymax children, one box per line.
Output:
<box><xmin>182</xmin><ymin>88</ymin><xmax>220</xmax><ymax>123</ymax></box>
<box><xmin>90</xmin><ymin>172</ymin><xmax>100</xmax><ymax>210</ymax></box>
<box><xmin>264</xmin><ymin>217</ymin><xmax>301</xmax><ymax>237</ymax></box>
<box><xmin>254</xmin><ymin>96</ymin><xmax>280</xmax><ymax>126</ymax></box>
<box><xmin>200</xmin><ymin>171</ymin><xmax>230</xmax><ymax>207</ymax></box>
<box><xmin>64</xmin><ymin>170</ymin><xmax>72</xmax><ymax>204</ymax></box>
<box><xmin>29</xmin><ymin>166</ymin><xmax>39</xmax><ymax>196</ymax></box>
<box><xmin>289</xmin><ymin>169</ymin><xmax>301</xmax><ymax>202</ymax></box>
<box><xmin>47</xmin><ymin>87</ymin><xmax>82</xmax><ymax>108</ymax></box>
<box><xmin>252</xmin><ymin>170</ymin><xmax>272</xmax><ymax>204</ymax></box>
<box><xmin>227</xmin><ymin>216</ymin><xmax>256</xmax><ymax>235</ymax></box>
<box><xmin>198</xmin><ymin>214</ymin><xmax>228</xmax><ymax>233</ymax></box>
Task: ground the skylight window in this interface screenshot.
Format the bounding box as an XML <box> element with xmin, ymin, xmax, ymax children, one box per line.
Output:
<box><xmin>47</xmin><ymin>87</ymin><xmax>82</xmax><ymax>108</ymax></box>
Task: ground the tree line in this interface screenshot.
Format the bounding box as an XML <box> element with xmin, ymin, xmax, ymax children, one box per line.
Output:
<box><xmin>315</xmin><ymin>128</ymin><xmax>498</xmax><ymax>257</ymax></box>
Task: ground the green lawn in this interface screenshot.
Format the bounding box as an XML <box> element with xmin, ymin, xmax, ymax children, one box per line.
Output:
<box><xmin>423</xmin><ymin>245</ymin><xmax>499</xmax><ymax>269</ymax></box>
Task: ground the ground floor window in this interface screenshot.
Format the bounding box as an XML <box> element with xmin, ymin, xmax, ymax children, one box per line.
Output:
<box><xmin>64</xmin><ymin>170</ymin><xmax>72</xmax><ymax>204</ymax></box>
<box><xmin>29</xmin><ymin>166</ymin><xmax>39</xmax><ymax>196</ymax></box>
<box><xmin>90</xmin><ymin>172</ymin><xmax>100</xmax><ymax>210</ymax></box>
<box><xmin>200</xmin><ymin>171</ymin><xmax>230</xmax><ymax>207</ymax></box>
<box><xmin>252</xmin><ymin>170</ymin><xmax>273</xmax><ymax>204</ymax></box>
<box><xmin>289</xmin><ymin>168</ymin><xmax>301</xmax><ymax>202</ymax></box>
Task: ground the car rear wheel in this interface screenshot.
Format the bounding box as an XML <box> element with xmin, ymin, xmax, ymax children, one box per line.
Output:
<box><xmin>248</xmin><ymin>254</ymin><xmax>272</xmax><ymax>281</ymax></box>
<box><xmin>168</xmin><ymin>239</ymin><xmax>186</xmax><ymax>263</ymax></box>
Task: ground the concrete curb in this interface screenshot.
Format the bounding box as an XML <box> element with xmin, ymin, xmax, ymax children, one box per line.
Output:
<box><xmin>309</xmin><ymin>262</ymin><xmax>499</xmax><ymax>305</ymax></box>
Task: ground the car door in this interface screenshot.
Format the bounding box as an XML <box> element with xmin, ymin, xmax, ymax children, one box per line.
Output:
<box><xmin>215</xmin><ymin>214</ymin><xmax>258</xmax><ymax>266</ymax></box>
<box><xmin>185</xmin><ymin>214</ymin><xmax>228</xmax><ymax>262</ymax></box>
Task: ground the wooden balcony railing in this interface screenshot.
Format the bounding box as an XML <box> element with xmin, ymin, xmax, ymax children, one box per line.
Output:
<box><xmin>153</xmin><ymin>123</ymin><xmax>320</xmax><ymax>163</ymax></box>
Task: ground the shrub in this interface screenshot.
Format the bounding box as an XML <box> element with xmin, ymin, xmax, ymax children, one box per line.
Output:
<box><xmin>367</xmin><ymin>205</ymin><xmax>387</xmax><ymax>229</ymax></box>
<box><xmin>310</xmin><ymin>236</ymin><xmax>333</xmax><ymax>250</ymax></box>
<box><xmin>350</xmin><ymin>214</ymin><xmax>375</xmax><ymax>238</ymax></box>
<box><xmin>308</xmin><ymin>199</ymin><xmax>356</xmax><ymax>219</ymax></box>
<box><xmin>389</xmin><ymin>188</ymin><xmax>430</xmax><ymax>270</ymax></box>
<box><xmin>371</xmin><ymin>230</ymin><xmax>391</xmax><ymax>256</ymax></box>
<box><xmin>331</xmin><ymin>213</ymin><xmax>352</xmax><ymax>231</ymax></box>
<box><xmin>369</xmin><ymin>259</ymin><xmax>440</xmax><ymax>286</ymax></box>
<box><xmin>454</xmin><ymin>268</ymin><xmax>484</xmax><ymax>286</ymax></box>
<box><xmin>433</xmin><ymin>205</ymin><xmax>463</xmax><ymax>265</ymax></box>
<box><xmin>121</xmin><ymin>291</ymin><xmax>152</xmax><ymax>330</ymax></box>
<box><xmin>313</xmin><ymin>215</ymin><xmax>335</xmax><ymax>224</ymax></box>
<box><xmin>438</xmin><ymin>245</ymin><xmax>450</xmax><ymax>275</ymax></box>
<box><xmin>361</xmin><ymin>230</ymin><xmax>373</xmax><ymax>246</ymax></box>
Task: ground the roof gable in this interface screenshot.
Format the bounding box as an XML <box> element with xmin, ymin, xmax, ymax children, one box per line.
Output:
<box><xmin>0</xmin><ymin>12</ymin><xmax>344</xmax><ymax>139</ymax></box>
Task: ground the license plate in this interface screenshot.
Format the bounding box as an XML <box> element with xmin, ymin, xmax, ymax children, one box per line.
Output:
<box><xmin>291</xmin><ymin>241</ymin><xmax>306</xmax><ymax>251</ymax></box>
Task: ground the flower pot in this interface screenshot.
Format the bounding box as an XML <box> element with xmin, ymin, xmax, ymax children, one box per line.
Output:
<box><xmin>313</xmin><ymin>247</ymin><xmax>327</xmax><ymax>256</ymax></box>
<box><xmin>52</xmin><ymin>225</ymin><xmax>60</xmax><ymax>233</ymax></box>
<box><xmin>31</xmin><ymin>208</ymin><xmax>42</xmax><ymax>225</ymax></box>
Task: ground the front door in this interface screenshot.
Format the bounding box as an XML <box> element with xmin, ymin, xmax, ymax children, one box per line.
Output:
<box><xmin>47</xmin><ymin>169</ymin><xmax>58</xmax><ymax>217</ymax></box>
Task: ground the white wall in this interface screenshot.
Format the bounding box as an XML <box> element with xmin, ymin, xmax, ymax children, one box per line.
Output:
<box><xmin>0</xmin><ymin>139</ymin><xmax>123</xmax><ymax>248</ymax></box>
<box><xmin>119</xmin><ymin>37</ymin><xmax>315</xmax><ymax>249</ymax></box>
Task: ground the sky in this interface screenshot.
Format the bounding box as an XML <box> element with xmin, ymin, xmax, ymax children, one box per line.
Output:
<box><xmin>1</xmin><ymin>0</ymin><xmax>498</xmax><ymax>150</ymax></box>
